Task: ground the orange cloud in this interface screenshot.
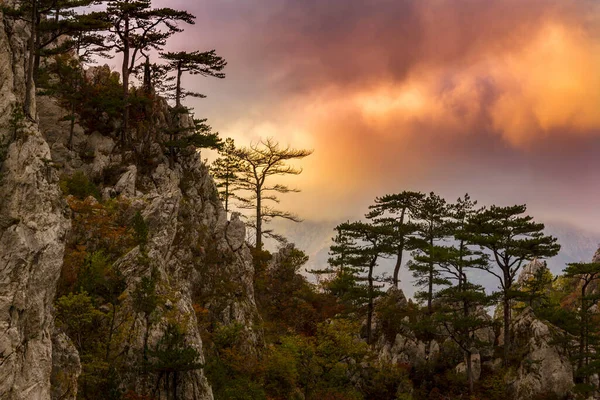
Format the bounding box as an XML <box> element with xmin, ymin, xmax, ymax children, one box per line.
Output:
<box><xmin>183</xmin><ymin>0</ymin><xmax>600</xmax><ymax>226</ymax></box>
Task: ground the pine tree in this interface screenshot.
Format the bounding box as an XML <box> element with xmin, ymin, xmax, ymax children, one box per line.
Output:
<box><xmin>103</xmin><ymin>0</ymin><xmax>195</xmax><ymax>142</ymax></box>
<box><xmin>210</xmin><ymin>138</ymin><xmax>242</xmax><ymax>213</ymax></box>
<box><xmin>464</xmin><ymin>204</ymin><xmax>560</xmax><ymax>365</ymax></box>
<box><xmin>564</xmin><ymin>262</ymin><xmax>600</xmax><ymax>387</ymax></box>
<box><xmin>161</xmin><ymin>50</ymin><xmax>226</xmax><ymax>108</ymax></box>
<box><xmin>516</xmin><ymin>261</ymin><xmax>554</xmax><ymax>309</ymax></box>
<box><xmin>408</xmin><ymin>192</ymin><xmax>450</xmax><ymax>315</ymax></box>
<box><xmin>233</xmin><ymin>138</ymin><xmax>312</xmax><ymax>249</ymax></box>
<box><xmin>367</xmin><ymin>191</ymin><xmax>424</xmax><ymax>288</ymax></box>
<box><xmin>434</xmin><ymin>282</ymin><xmax>496</xmax><ymax>394</ymax></box>
<box><xmin>315</xmin><ymin>225</ymin><xmax>368</xmax><ymax>313</ymax></box>
<box><xmin>2</xmin><ymin>0</ymin><xmax>102</xmax><ymax>118</ymax></box>
<box><xmin>328</xmin><ymin>221</ymin><xmax>394</xmax><ymax>344</ymax></box>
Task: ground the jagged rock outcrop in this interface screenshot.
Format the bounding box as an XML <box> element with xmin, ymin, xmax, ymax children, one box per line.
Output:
<box><xmin>37</xmin><ymin>97</ymin><xmax>261</xmax><ymax>397</ymax></box>
<box><xmin>516</xmin><ymin>258</ymin><xmax>547</xmax><ymax>285</ymax></box>
<box><xmin>374</xmin><ymin>288</ymin><xmax>440</xmax><ymax>366</ymax></box>
<box><xmin>508</xmin><ymin>307</ymin><xmax>574</xmax><ymax>400</ymax></box>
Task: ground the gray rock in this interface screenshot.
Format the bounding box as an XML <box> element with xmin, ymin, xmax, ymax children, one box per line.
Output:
<box><xmin>50</xmin><ymin>332</ymin><xmax>81</xmax><ymax>400</ymax></box>
<box><xmin>226</xmin><ymin>212</ymin><xmax>247</xmax><ymax>251</ymax></box>
<box><xmin>509</xmin><ymin>307</ymin><xmax>574</xmax><ymax>400</ymax></box>
<box><xmin>455</xmin><ymin>351</ymin><xmax>482</xmax><ymax>382</ymax></box>
<box><xmin>0</xmin><ymin>8</ymin><xmax>71</xmax><ymax>399</ymax></box>
<box><xmin>113</xmin><ymin>165</ymin><xmax>137</xmax><ymax>197</ymax></box>
<box><xmin>517</xmin><ymin>258</ymin><xmax>547</xmax><ymax>285</ymax></box>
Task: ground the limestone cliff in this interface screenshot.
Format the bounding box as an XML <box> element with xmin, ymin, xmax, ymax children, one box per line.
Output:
<box><xmin>0</xmin><ymin>6</ymin><xmax>261</xmax><ymax>399</ymax></box>
<box><xmin>0</xmin><ymin>6</ymin><xmax>70</xmax><ymax>400</ymax></box>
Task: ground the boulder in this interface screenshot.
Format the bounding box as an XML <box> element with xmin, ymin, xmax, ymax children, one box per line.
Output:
<box><xmin>509</xmin><ymin>307</ymin><xmax>574</xmax><ymax>400</ymax></box>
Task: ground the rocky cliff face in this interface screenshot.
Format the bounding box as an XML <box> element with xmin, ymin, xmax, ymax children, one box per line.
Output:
<box><xmin>0</xmin><ymin>7</ymin><xmax>260</xmax><ymax>399</ymax></box>
<box><xmin>0</xmin><ymin>7</ymin><xmax>71</xmax><ymax>400</ymax></box>
<box><xmin>508</xmin><ymin>307</ymin><xmax>574</xmax><ymax>400</ymax></box>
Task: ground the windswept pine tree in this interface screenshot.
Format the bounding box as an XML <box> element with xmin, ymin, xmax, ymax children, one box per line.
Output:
<box><xmin>464</xmin><ymin>204</ymin><xmax>560</xmax><ymax>366</ymax></box>
<box><xmin>434</xmin><ymin>194</ymin><xmax>494</xmax><ymax>394</ymax></box>
<box><xmin>408</xmin><ymin>192</ymin><xmax>450</xmax><ymax>315</ymax></box>
<box><xmin>2</xmin><ymin>0</ymin><xmax>105</xmax><ymax>117</ymax></box>
<box><xmin>327</xmin><ymin>221</ymin><xmax>394</xmax><ymax>344</ymax></box>
<box><xmin>103</xmin><ymin>0</ymin><xmax>195</xmax><ymax>142</ymax></box>
<box><xmin>367</xmin><ymin>191</ymin><xmax>424</xmax><ymax>288</ymax></box>
<box><xmin>233</xmin><ymin>138</ymin><xmax>312</xmax><ymax>249</ymax></box>
<box><xmin>161</xmin><ymin>50</ymin><xmax>226</xmax><ymax>108</ymax></box>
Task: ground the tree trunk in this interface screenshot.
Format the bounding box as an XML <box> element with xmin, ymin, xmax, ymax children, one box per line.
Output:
<box><xmin>466</xmin><ymin>350</ymin><xmax>473</xmax><ymax>394</ymax></box>
<box><xmin>503</xmin><ymin>291</ymin><xmax>510</xmax><ymax>366</ymax></box>
<box><xmin>121</xmin><ymin>17</ymin><xmax>130</xmax><ymax>145</ymax></box>
<box><xmin>578</xmin><ymin>282</ymin><xmax>587</xmax><ymax>379</ymax></box>
<box><xmin>33</xmin><ymin>13</ymin><xmax>41</xmax><ymax>83</ymax></box>
<box><xmin>256</xmin><ymin>189</ymin><xmax>262</xmax><ymax>250</ymax></box>
<box><xmin>393</xmin><ymin>240</ymin><xmax>404</xmax><ymax>288</ymax></box>
<box><xmin>427</xmin><ymin>232</ymin><xmax>434</xmax><ymax>314</ymax></box>
<box><xmin>224</xmin><ymin>173</ymin><xmax>229</xmax><ymax>213</ymax></box>
<box><xmin>366</xmin><ymin>257</ymin><xmax>376</xmax><ymax>345</ymax></box>
<box><xmin>392</xmin><ymin>209</ymin><xmax>406</xmax><ymax>288</ymax></box>
<box><xmin>24</xmin><ymin>0</ymin><xmax>38</xmax><ymax>119</ymax></box>
<box><xmin>176</xmin><ymin>63</ymin><xmax>182</xmax><ymax>108</ymax></box>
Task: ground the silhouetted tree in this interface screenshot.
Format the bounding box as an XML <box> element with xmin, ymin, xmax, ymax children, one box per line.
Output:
<box><xmin>210</xmin><ymin>138</ymin><xmax>242</xmax><ymax>213</ymax></box>
<box><xmin>328</xmin><ymin>221</ymin><xmax>394</xmax><ymax>344</ymax></box>
<box><xmin>161</xmin><ymin>50</ymin><xmax>226</xmax><ymax>108</ymax></box>
<box><xmin>233</xmin><ymin>138</ymin><xmax>312</xmax><ymax>249</ymax></box>
<box><xmin>408</xmin><ymin>192</ymin><xmax>449</xmax><ymax>315</ymax></box>
<box><xmin>367</xmin><ymin>191</ymin><xmax>424</xmax><ymax>289</ymax></box>
<box><xmin>103</xmin><ymin>0</ymin><xmax>195</xmax><ymax>142</ymax></box>
<box><xmin>464</xmin><ymin>204</ymin><xmax>560</xmax><ymax>365</ymax></box>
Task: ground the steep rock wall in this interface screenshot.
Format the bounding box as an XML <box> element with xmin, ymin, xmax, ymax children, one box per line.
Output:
<box><xmin>0</xmin><ymin>7</ymin><xmax>71</xmax><ymax>400</ymax></box>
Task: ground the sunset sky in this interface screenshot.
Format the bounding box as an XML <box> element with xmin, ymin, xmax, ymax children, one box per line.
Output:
<box><xmin>145</xmin><ymin>0</ymin><xmax>600</xmax><ymax>232</ymax></box>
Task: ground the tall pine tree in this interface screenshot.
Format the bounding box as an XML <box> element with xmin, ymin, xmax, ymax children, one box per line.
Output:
<box><xmin>210</xmin><ymin>138</ymin><xmax>242</xmax><ymax>213</ymax></box>
<box><xmin>464</xmin><ymin>204</ymin><xmax>560</xmax><ymax>365</ymax></box>
<box><xmin>367</xmin><ymin>191</ymin><xmax>424</xmax><ymax>288</ymax></box>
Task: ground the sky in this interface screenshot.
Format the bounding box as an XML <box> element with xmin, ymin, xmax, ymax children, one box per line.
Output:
<box><xmin>143</xmin><ymin>0</ymin><xmax>600</xmax><ymax>232</ymax></box>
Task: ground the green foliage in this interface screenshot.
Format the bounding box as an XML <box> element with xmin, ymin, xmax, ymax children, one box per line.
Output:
<box><xmin>563</xmin><ymin>261</ymin><xmax>600</xmax><ymax>386</ymax></box>
<box><xmin>147</xmin><ymin>323</ymin><xmax>202</xmax><ymax>373</ymax></box>
<box><xmin>160</xmin><ymin>50</ymin><xmax>226</xmax><ymax>107</ymax></box>
<box><xmin>515</xmin><ymin>262</ymin><xmax>554</xmax><ymax>309</ymax></box>
<box><xmin>407</xmin><ymin>192</ymin><xmax>450</xmax><ymax>314</ymax></box>
<box><xmin>325</xmin><ymin>221</ymin><xmax>395</xmax><ymax>343</ymax></box>
<box><xmin>132</xmin><ymin>271</ymin><xmax>159</xmax><ymax>318</ymax></box>
<box><xmin>210</xmin><ymin>137</ymin><xmax>243</xmax><ymax>212</ymax></box>
<box><xmin>55</xmin><ymin>291</ymin><xmax>105</xmax><ymax>351</ymax></box>
<box><xmin>255</xmin><ymin>246</ymin><xmax>340</xmax><ymax>338</ymax></box>
<box><xmin>205</xmin><ymin>323</ymin><xmax>266</xmax><ymax>400</ymax></box>
<box><xmin>59</xmin><ymin>171</ymin><xmax>101</xmax><ymax>200</ymax></box>
<box><xmin>464</xmin><ymin>203</ymin><xmax>560</xmax><ymax>364</ymax></box>
<box><xmin>474</xmin><ymin>368</ymin><xmax>511</xmax><ymax>400</ymax></box>
<box><xmin>132</xmin><ymin>211</ymin><xmax>149</xmax><ymax>249</ymax></box>
<box><xmin>367</xmin><ymin>191</ymin><xmax>425</xmax><ymax>288</ymax></box>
